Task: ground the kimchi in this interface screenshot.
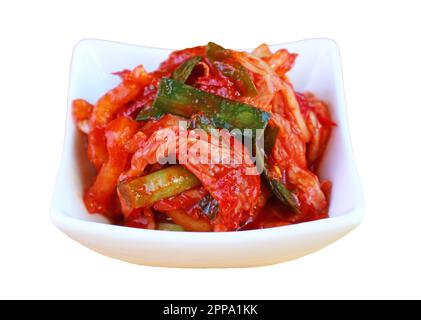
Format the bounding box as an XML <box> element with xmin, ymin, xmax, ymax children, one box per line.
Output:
<box><xmin>72</xmin><ymin>42</ymin><xmax>334</xmax><ymax>232</ymax></box>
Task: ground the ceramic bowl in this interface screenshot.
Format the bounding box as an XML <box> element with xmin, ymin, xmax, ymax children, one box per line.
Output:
<box><xmin>51</xmin><ymin>38</ymin><xmax>364</xmax><ymax>268</ymax></box>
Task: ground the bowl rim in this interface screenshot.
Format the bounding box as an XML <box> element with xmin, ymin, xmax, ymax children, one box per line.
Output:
<box><xmin>51</xmin><ymin>37</ymin><xmax>365</xmax><ymax>240</ymax></box>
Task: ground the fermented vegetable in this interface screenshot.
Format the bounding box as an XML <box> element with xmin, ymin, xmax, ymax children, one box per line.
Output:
<box><xmin>137</xmin><ymin>78</ymin><xmax>270</xmax><ymax>137</ymax></box>
<box><xmin>72</xmin><ymin>42</ymin><xmax>334</xmax><ymax>231</ymax></box>
<box><xmin>118</xmin><ymin>165</ymin><xmax>200</xmax><ymax>209</ymax></box>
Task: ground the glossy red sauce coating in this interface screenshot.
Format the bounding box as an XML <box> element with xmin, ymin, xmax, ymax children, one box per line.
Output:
<box><xmin>84</xmin><ymin>117</ymin><xmax>140</xmax><ymax>218</ymax></box>
<box><xmin>72</xmin><ymin>44</ymin><xmax>334</xmax><ymax>231</ymax></box>
<box><xmin>119</xmin><ymin>126</ymin><xmax>261</xmax><ymax>231</ymax></box>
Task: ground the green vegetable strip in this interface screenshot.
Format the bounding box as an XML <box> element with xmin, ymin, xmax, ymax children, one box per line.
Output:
<box><xmin>264</xmin><ymin>124</ymin><xmax>279</xmax><ymax>154</ymax></box>
<box><xmin>188</xmin><ymin>114</ymin><xmax>215</xmax><ymax>133</ymax></box>
<box><xmin>172</xmin><ymin>56</ymin><xmax>202</xmax><ymax>83</ymax></box>
<box><xmin>157</xmin><ymin>223</ymin><xmax>185</xmax><ymax>232</ymax></box>
<box><xmin>137</xmin><ymin>78</ymin><xmax>270</xmax><ymax>137</ymax></box>
<box><xmin>206</xmin><ymin>42</ymin><xmax>231</xmax><ymax>61</ymax></box>
<box><xmin>118</xmin><ymin>165</ymin><xmax>201</xmax><ymax>209</ymax></box>
<box><xmin>264</xmin><ymin>167</ymin><xmax>300</xmax><ymax>213</ymax></box>
<box><xmin>255</xmin><ymin>139</ymin><xmax>300</xmax><ymax>213</ymax></box>
<box><xmin>261</xmin><ymin>124</ymin><xmax>299</xmax><ymax>212</ymax></box>
<box><xmin>206</xmin><ymin>42</ymin><xmax>258</xmax><ymax>97</ymax></box>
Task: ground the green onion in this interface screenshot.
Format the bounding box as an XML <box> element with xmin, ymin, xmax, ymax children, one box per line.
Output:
<box><xmin>137</xmin><ymin>78</ymin><xmax>270</xmax><ymax>138</ymax></box>
<box><xmin>255</xmin><ymin>131</ymin><xmax>300</xmax><ymax>213</ymax></box>
<box><xmin>264</xmin><ymin>124</ymin><xmax>279</xmax><ymax>154</ymax></box>
<box><xmin>264</xmin><ymin>167</ymin><xmax>300</xmax><ymax>213</ymax></box>
<box><xmin>206</xmin><ymin>42</ymin><xmax>258</xmax><ymax>97</ymax></box>
<box><xmin>172</xmin><ymin>56</ymin><xmax>202</xmax><ymax>83</ymax></box>
<box><xmin>157</xmin><ymin>223</ymin><xmax>185</xmax><ymax>232</ymax></box>
<box><xmin>118</xmin><ymin>165</ymin><xmax>201</xmax><ymax>209</ymax></box>
<box><xmin>257</xmin><ymin>148</ymin><xmax>299</xmax><ymax>213</ymax></box>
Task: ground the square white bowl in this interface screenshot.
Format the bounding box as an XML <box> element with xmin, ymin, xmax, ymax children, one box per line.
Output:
<box><xmin>51</xmin><ymin>38</ymin><xmax>364</xmax><ymax>268</ymax></box>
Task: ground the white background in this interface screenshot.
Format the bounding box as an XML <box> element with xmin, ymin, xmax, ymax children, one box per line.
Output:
<box><xmin>0</xmin><ymin>0</ymin><xmax>420</xmax><ymax>299</ymax></box>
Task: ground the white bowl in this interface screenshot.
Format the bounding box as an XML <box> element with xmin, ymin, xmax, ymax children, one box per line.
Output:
<box><xmin>51</xmin><ymin>38</ymin><xmax>364</xmax><ymax>268</ymax></box>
